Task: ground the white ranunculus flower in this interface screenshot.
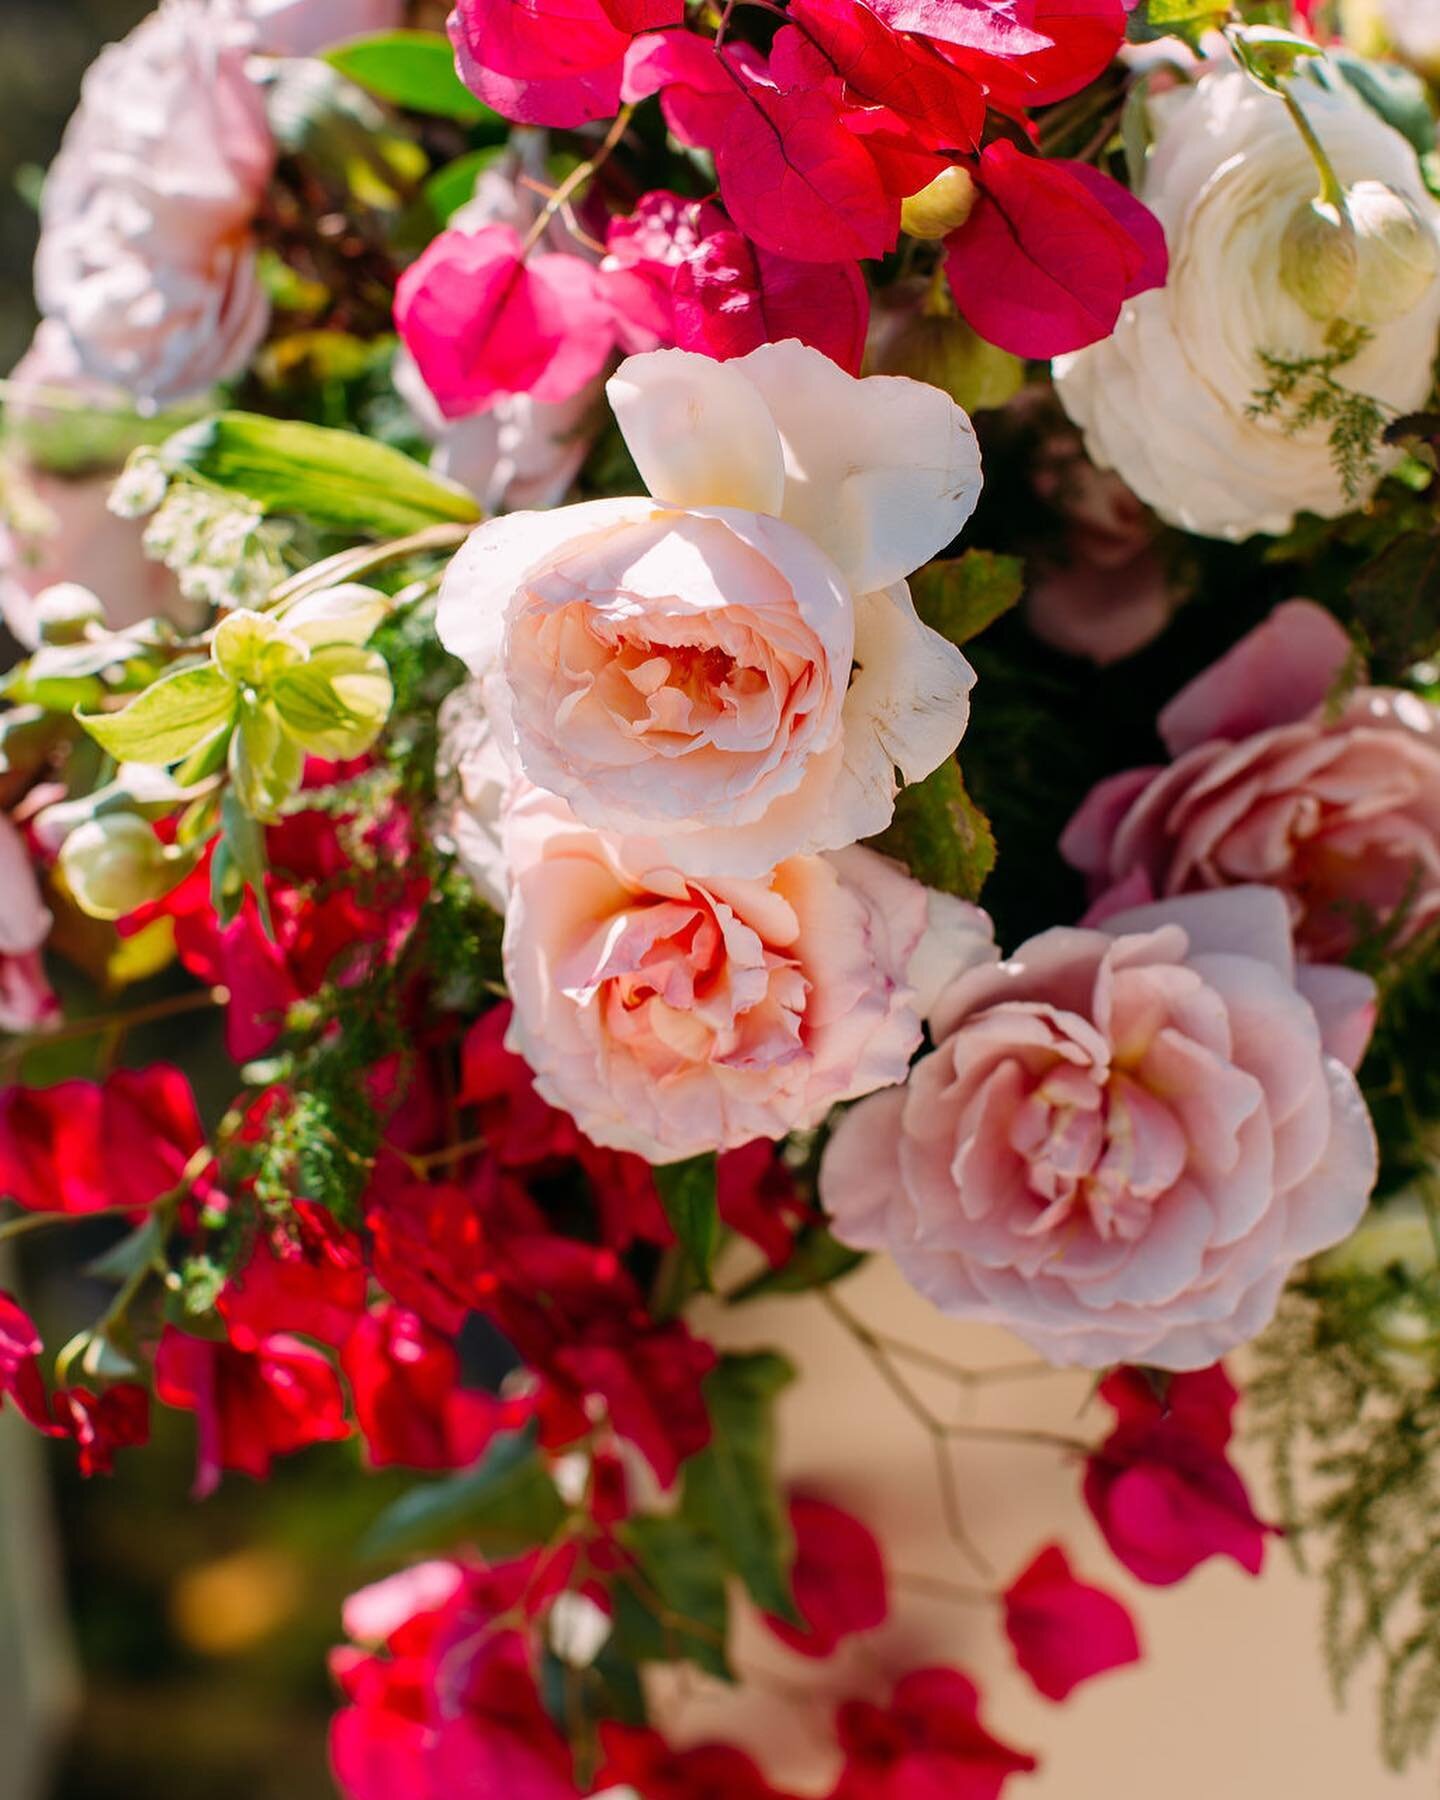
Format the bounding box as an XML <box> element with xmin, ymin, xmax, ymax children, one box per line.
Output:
<box><xmin>1054</xmin><ymin>66</ymin><xmax>1440</xmax><ymax>541</ymax></box>
<box><xmin>35</xmin><ymin>0</ymin><xmax>275</xmax><ymax>407</ymax></box>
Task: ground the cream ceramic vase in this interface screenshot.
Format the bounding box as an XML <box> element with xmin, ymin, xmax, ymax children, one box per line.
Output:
<box><xmin>648</xmin><ymin>1255</ymin><xmax>1432</xmax><ymax>1798</ymax></box>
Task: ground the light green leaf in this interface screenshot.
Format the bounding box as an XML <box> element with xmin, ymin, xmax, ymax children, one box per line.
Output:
<box><xmin>76</xmin><ymin>663</ymin><xmax>237</xmax><ymax>765</ymax></box>
<box><xmin>159</xmin><ymin>412</ymin><xmax>482</xmax><ymax>536</ymax></box>
<box><xmin>212</xmin><ymin>789</ymin><xmax>271</xmax><ymax>932</ymax></box>
<box><xmin>359</xmin><ymin>1425</ymin><xmax>567</xmax><ymax>1559</ymax></box>
<box><xmin>682</xmin><ymin>1352</ymin><xmax>799</xmax><ymax>1623</ymax></box>
<box><xmin>610</xmin><ymin>1517</ymin><xmax>734</xmax><ymax>1681</ymax></box>
<box><xmin>871</xmin><ymin>756</ymin><xmax>996</xmax><ymax>901</ymax></box>
<box><xmin>229</xmin><ymin>698</ymin><xmax>306</xmax><ymax>822</ymax></box>
<box><xmin>212</xmin><ymin>609</ymin><xmax>306</xmax><ymax>688</ymax></box>
<box><xmin>910</xmin><ymin>550</ymin><xmax>1024</xmax><ymax>650</ymax></box>
<box><xmin>728</xmin><ymin>1227</ymin><xmax>866</xmax><ymax>1303</ymax></box>
<box><xmin>325</xmin><ymin>30</ymin><xmax>503</xmax><ymax>125</ymax></box>
<box><xmin>654</xmin><ymin>1153</ymin><xmax>720</xmax><ymax>1290</ymax></box>
<box><xmin>425</xmin><ymin>145</ymin><xmax>507</xmax><ymax>222</ymax></box>
<box><xmin>271</xmin><ymin>645</ymin><xmax>393</xmax><ymax>758</ymax></box>
<box><xmin>278</xmin><ymin>583</ymin><xmax>392</xmax><ymax>647</ymax></box>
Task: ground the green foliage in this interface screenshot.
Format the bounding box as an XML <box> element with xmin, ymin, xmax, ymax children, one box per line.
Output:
<box><xmin>325</xmin><ymin>31</ymin><xmax>505</xmax><ymax>127</ymax></box>
<box><xmin>910</xmin><ymin>549</ymin><xmax>1024</xmax><ymax>649</ymax></box>
<box><xmin>1250</xmin><ymin>1268</ymin><xmax>1440</xmax><ymax>1770</ymax></box>
<box><xmin>728</xmin><ymin>1225</ymin><xmax>865</xmax><ymax>1304</ymax></box>
<box><xmin>158</xmin><ymin>412</ymin><xmax>481</xmax><ymax>536</ymax></box>
<box><xmin>1248</xmin><ymin>325</ymin><xmax>1389</xmax><ymax>502</ymax></box>
<box><xmin>654</xmin><ymin>1154</ymin><xmax>720</xmax><ymax>1290</ymax></box>
<box><xmin>1356</xmin><ymin>923</ymin><xmax>1440</xmax><ymax>1201</ymax></box>
<box><xmin>610</xmin><ymin>1517</ymin><xmax>734</xmax><ymax>1681</ymax></box>
<box><xmin>359</xmin><ymin>1426</ymin><xmax>567</xmax><ymax>1559</ymax></box>
<box><xmin>871</xmin><ymin>756</ymin><xmax>997</xmax><ymax>902</ymax></box>
<box><xmin>426</xmin><ymin>146</ymin><xmax>508</xmax><ymax>222</ymax></box>
<box><xmin>681</xmin><ymin>1352</ymin><xmax>799</xmax><ymax>1623</ymax></box>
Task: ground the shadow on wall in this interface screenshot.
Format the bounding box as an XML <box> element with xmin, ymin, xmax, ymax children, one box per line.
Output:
<box><xmin>0</xmin><ymin>0</ymin><xmax>154</xmax><ymax>374</ymax></box>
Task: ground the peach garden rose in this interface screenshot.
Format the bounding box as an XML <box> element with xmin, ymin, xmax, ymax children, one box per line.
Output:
<box><xmin>436</xmin><ymin>341</ymin><xmax>982</xmax><ymax>877</ymax></box>
<box><xmin>820</xmin><ymin>887</ymin><xmax>1378</xmax><ymax>1370</ymax></box>
<box><xmin>499</xmin><ymin>784</ymin><xmax>997</xmax><ymax>1163</ymax></box>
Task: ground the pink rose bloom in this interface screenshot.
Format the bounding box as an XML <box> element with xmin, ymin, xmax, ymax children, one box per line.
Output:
<box><xmin>437</xmin><ymin>342</ymin><xmax>982</xmax><ymax>877</ymax></box>
<box><xmin>1063</xmin><ymin>599</ymin><xmax>1440</xmax><ymax>961</ymax></box>
<box><xmin>1</xmin><ymin>326</ymin><xmax>193</xmax><ymax>645</ymax></box>
<box><xmin>500</xmin><ymin>785</ymin><xmax>996</xmax><ymax>1163</ymax></box>
<box><xmin>0</xmin><ymin>815</ymin><xmax>58</xmax><ymax>1036</ymax></box>
<box><xmin>820</xmin><ymin>887</ymin><xmax>1378</xmax><ymax>1370</ymax></box>
<box><xmin>238</xmin><ymin>0</ymin><xmax>405</xmax><ymax>55</ymax></box>
<box><xmin>35</xmin><ymin>0</ymin><xmax>275</xmax><ymax>404</ymax></box>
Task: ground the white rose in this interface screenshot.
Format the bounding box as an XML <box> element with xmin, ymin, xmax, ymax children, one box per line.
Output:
<box><xmin>1054</xmin><ymin>66</ymin><xmax>1440</xmax><ymax>541</ymax></box>
<box><xmin>35</xmin><ymin>0</ymin><xmax>275</xmax><ymax>406</ymax></box>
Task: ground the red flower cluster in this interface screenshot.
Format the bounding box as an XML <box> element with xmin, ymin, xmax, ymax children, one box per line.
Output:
<box><xmin>1083</xmin><ymin>1365</ymin><xmax>1277</xmax><ymax>1586</ymax></box>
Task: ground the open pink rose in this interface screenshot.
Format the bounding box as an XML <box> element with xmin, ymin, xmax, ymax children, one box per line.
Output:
<box><xmin>0</xmin><ymin>814</ymin><xmax>57</xmax><ymax>1036</ymax></box>
<box><xmin>500</xmin><ymin>785</ymin><xmax>996</xmax><ymax>1162</ymax></box>
<box><xmin>438</xmin><ymin>342</ymin><xmax>982</xmax><ymax>877</ymax></box>
<box><xmin>1063</xmin><ymin>600</ymin><xmax>1440</xmax><ymax>961</ymax></box>
<box><xmin>820</xmin><ymin>887</ymin><xmax>1378</xmax><ymax>1369</ymax></box>
<box><xmin>35</xmin><ymin>1</ymin><xmax>274</xmax><ymax>404</ymax></box>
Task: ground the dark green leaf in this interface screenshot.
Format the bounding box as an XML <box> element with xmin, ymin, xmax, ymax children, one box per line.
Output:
<box><xmin>728</xmin><ymin>1226</ymin><xmax>865</xmax><ymax>1303</ymax></box>
<box><xmin>871</xmin><ymin>756</ymin><xmax>996</xmax><ymax>901</ymax></box>
<box><xmin>681</xmin><ymin>1352</ymin><xmax>799</xmax><ymax>1622</ymax></box>
<box><xmin>654</xmin><ymin>1153</ymin><xmax>719</xmax><ymax>1289</ymax></box>
<box><xmin>1349</xmin><ymin>532</ymin><xmax>1440</xmax><ymax>675</ymax></box>
<box><xmin>610</xmin><ymin>1516</ymin><xmax>733</xmax><ymax>1681</ymax></box>
<box><xmin>159</xmin><ymin>412</ymin><xmax>481</xmax><ymax>536</ymax></box>
<box><xmin>359</xmin><ymin>1424</ymin><xmax>566</xmax><ymax>1558</ymax></box>
<box><xmin>325</xmin><ymin>31</ymin><xmax>501</xmax><ymax>125</ymax></box>
<box><xmin>910</xmin><ymin>550</ymin><xmax>1024</xmax><ymax>649</ymax></box>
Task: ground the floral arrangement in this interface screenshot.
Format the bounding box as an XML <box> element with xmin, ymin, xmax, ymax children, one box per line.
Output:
<box><xmin>8</xmin><ymin>0</ymin><xmax>1440</xmax><ymax>1791</ymax></box>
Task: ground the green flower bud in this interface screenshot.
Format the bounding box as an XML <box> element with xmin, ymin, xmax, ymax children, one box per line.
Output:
<box><xmin>1279</xmin><ymin>198</ymin><xmax>1359</xmax><ymax>322</ymax></box>
<box><xmin>1346</xmin><ymin>179</ymin><xmax>1440</xmax><ymax>328</ymax></box>
<box><xmin>872</xmin><ymin>309</ymin><xmax>1024</xmax><ymax>415</ymax></box>
<box><xmin>901</xmin><ymin>166</ymin><xmax>978</xmax><ymax>241</ymax></box>
<box><xmin>59</xmin><ymin>812</ymin><xmax>197</xmax><ymax>920</ymax></box>
<box><xmin>34</xmin><ymin>583</ymin><xmax>105</xmax><ymax>645</ymax></box>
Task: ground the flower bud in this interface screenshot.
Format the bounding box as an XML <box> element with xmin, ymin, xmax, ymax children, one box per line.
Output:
<box><xmin>901</xmin><ymin>166</ymin><xmax>978</xmax><ymax>241</ymax></box>
<box><xmin>1279</xmin><ymin>198</ymin><xmax>1359</xmax><ymax>322</ymax></box>
<box><xmin>872</xmin><ymin>309</ymin><xmax>1023</xmax><ymax>414</ymax></box>
<box><xmin>34</xmin><ymin>583</ymin><xmax>105</xmax><ymax>644</ymax></box>
<box><xmin>1346</xmin><ymin>179</ymin><xmax>1440</xmax><ymax>327</ymax></box>
<box><xmin>59</xmin><ymin>813</ymin><xmax>195</xmax><ymax>920</ymax></box>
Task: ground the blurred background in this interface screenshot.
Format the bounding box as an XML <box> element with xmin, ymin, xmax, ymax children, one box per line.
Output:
<box><xmin>0</xmin><ymin>9</ymin><xmax>368</xmax><ymax>1796</ymax></box>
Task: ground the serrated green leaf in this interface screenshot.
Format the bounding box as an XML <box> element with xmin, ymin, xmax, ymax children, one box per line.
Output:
<box><xmin>910</xmin><ymin>550</ymin><xmax>1024</xmax><ymax>649</ymax></box>
<box><xmin>610</xmin><ymin>1516</ymin><xmax>733</xmax><ymax>1681</ymax></box>
<box><xmin>728</xmin><ymin>1226</ymin><xmax>865</xmax><ymax>1303</ymax></box>
<box><xmin>681</xmin><ymin>1352</ymin><xmax>798</xmax><ymax>1623</ymax></box>
<box><xmin>76</xmin><ymin>663</ymin><xmax>237</xmax><ymax>765</ymax></box>
<box><xmin>271</xmin><ymin>645</ymin><xmax>393</xmax><ymax>758</ymax></box>
<box><xmin>871</xmin><ymin>756</ymin><xmax>996</xmax><ymax>901</ymax></box>
<box><xmin>358</xmin><ymin>1424</ymin><xmax>566</xmax><ymax>1559</ymax></box>
<box><xmin>325</xmin><ymin>30</ymin><xmax>502</xmax><ymax>125</ymax></box>
<box><xmin>160</xmin><ymin>412</ymin><xmax>481</xmax><ymax>536</ymax></box>
<box><xmin>654</xmin><ymin>1152</ymin><xmax>719</xmax><ymax>1289</ymax></box>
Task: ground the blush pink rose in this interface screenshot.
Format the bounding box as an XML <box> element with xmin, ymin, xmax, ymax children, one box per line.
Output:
<box><xmin>35</xmin><ymin>0</ymin><xmax>274</xmax><ymax>404</ymax></box>
<box><xmin>499</xmin><ymin>785</ymin><xmax>997</xmax><ymax>1163</ymax></box>
<box><xmin>1063</xmin><ymin>600</ymin><xmax>1440</xmax><ymax>961</ymax></box>
<box><xmin>0</xmin><ymin>814</ymin><xmax>58</xmax><ymax>1036</ymax></box>
<box><xmin>437</xmin><ymin>342</ymin><xmax>982</xmax><ymax>877</ymax></box>
<box><xmin>820</xmin><ymin>887</ymin><xmax>1378</xmax><ymax>1370</ymax></box>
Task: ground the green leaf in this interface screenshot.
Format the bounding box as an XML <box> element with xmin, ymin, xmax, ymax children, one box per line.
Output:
<box><xmin>681</xmin><ymin>1352</ymin><xmax>799</xmax><ymax>1623</ymax></box>
<box><xmin>160</xmin><ymin>412</ymin><xmax>481</xmax><ymax>536</ymax></box>
<box><xmin>910</xmin><ymin>550</ymin><xmax>1024</xmax><ymax>649</ymax></box>
<box><xmin>76</xmin><ymin>663</ymin><xmax>237</xmax><ymax>765</ymax></box>
<box><xmin>654</xmin><ymin>1153</ymin><xmax>720</xmax><ymax>1289</ymax></box>
<box><xmin>213</xmin><ymin>787</ymin><xmax>273</xmax><ymax>933</ymax></box>
<box><xmin>271</xmin><ymin>645</ymin><xmax>393</xmax><ymax>759</ymax></box>
<box><xmin>871</xmin><ymin>756</ymin><xmax>996</xmax><ymax>901</ymax></box>
<box><xmin>230</xmin><ymin>698</ymin><xmax>307</xmax><ymax>823</ymax></box>
<box><xmin>610</xmin><ymin>1516</ymin><xmax>733</xmax><ymax>1681</ymax></box>
<box><xmin>325</xmin><ymin>31</ymin><xmax>502</xmax><ymax>125</ymax></box>
<box><xmin>728</xmin><ymin>1226</ymin><xmax>865</xmax><ymax>1303</ymax></box>
<box><xmin>425</xmin><ymin>145</ymin><xmax>507</xmax><ymax>222</ymax></box>
<box><xmin>359</xmin><ymin>1425</ymin><xmax>567</xmax><ymax>1559</ymax></box>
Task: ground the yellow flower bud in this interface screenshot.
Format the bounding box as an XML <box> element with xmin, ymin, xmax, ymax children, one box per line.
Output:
<box><xmin>900</xmin><ymin>167</ymin><xmax>978</xmax><ymax>241</ymax></box>
<box><xmin>59</xmin><ymin>813</ymin><xmax>195</xmax><ymax>920</ymax></box>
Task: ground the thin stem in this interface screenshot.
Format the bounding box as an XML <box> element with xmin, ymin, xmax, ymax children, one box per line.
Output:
<box><xmin>268</xmin><ymin>521</ymin><xmax>476</xmax><ymax>607</ymax></box>
<box><xmin>521</xmin><ymin>105</ymin><xmax>635</xmax><ymax>258</ymax></box>
<box><xmin>943</xmin><ymin>1422</ymin><xmax>1089</xmax><ymax>1454</ymax></box>
<box><xmin>0</xmin><ymin>1200</ymin><xmax>151</xmax><ymax>1246</ymax></box>
<box><xmin>0</xmin><ymin>987</ymin><xmax>223</xmax><ymax>1071</ymax></box>
<box><xmin>874</xmin><ymin>1334</ymin><xmax>1057</xmax><ymax>1388</ymax></box>
<box><xmin>891</xmin><ymin>1570</ymin><xmax>997</xmax><ymax>1608</ymax></box>
<box><xmin>1281</xmin><ymin>85</ymin><xmax>1346</xmax><ymax>211</ymax></box>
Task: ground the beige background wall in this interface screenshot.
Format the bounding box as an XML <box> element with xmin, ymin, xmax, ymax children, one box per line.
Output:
<box><xmin>652</xmin><ymin>1257</ymin><xmax>1432</xmax><ymax>1799</ymax></box>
